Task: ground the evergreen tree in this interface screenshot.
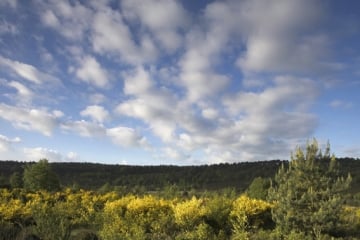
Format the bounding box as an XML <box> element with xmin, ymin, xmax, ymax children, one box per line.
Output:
<box><xmin>23</xmin><ymin>159</ymin><xmax>60</xmax><ymax>191</ymax></box>
<box><xmin>268</xmin><ymin>140</ymin><xmax>351</xmax><ymax>238</ymax></box>
<box><xmin>247</xmin><ymin>177</ymin><xmax>270</xmax><ymax>200</ymax></box>
<box><xmin>9</xmin><ymin>171</ymin><xmax>23</xmax><ymax>188</ymax></box>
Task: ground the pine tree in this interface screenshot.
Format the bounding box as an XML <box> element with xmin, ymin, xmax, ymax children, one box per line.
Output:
<box><xmin>268</xmin><ymin>140</ymin><xmax>351</xmax><ymax>238</ymax></box>
<box><xmin>9</xmin><ymin>171</ymin><xmax>23</xmax><ymax>188</ymax></box>
<box><xmin>23</xmin><ymin>159</ymin><xmax>60</xmax><ymax>191</ymax></box>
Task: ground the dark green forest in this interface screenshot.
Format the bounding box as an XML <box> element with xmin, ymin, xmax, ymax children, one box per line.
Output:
<box><xmin>1</xmin><ymin>158</ymin><xmax>359</xmax><ymax>195</ymax></box>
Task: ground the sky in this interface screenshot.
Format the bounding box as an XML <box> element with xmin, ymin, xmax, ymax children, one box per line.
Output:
<box><xmin>0</xmin><ymin>0</ymin><xmax>359</xmax><ymax>165</ymax></box>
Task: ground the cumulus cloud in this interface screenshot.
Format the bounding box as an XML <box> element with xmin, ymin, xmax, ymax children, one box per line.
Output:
<box><xmin>106</xmin><ymin>126</ymin><xmax>146</xmax><ymax>148</ymax></box>
<box><xmin>91</xmin><ymin>8</ymin><xmax>157</xmax><ymax>64</ymax></box>
<box><xmin>0</xmin><ymin>134</ymin><xmax>21</xmax><ymax>152</ymax></box>
<box><xmin>0</xmin><ymin>56</ymin><xmax>59</xmax><ymax>85</ymax></box>
<box><xmin>23</xmin><ymin>147</ymin><xmax>78</xmax><ymax>162</ymax></box>
<box><xmin>0</xmin><ymin>103</ymin><xmax>61</xmax><ymax>136</ymax></box>
<box><xmin>61</xmin><ymin>120</ymin><xmax>106</xmax><ymax>138</ymax></box>
<box><xmin>76</xmin><ymin>55</ymin><xmax>109</xmax><ymax>88</ymax></box>
<box><xmin>39</xmin><ymin>1</ymin><xmax>92</xmax><ymax>40</ymax></box>
<box><xmin>8</xmin><ymin>81</ymin><xmax>33</xmax><ymax>101</ymax></box>
<box><xmin>116</xmin><ymin>67</ymin><xmax>180</xmax><ymax>142</ymax></box>
<box><xmin>80</xmin><ymin>105</ymin><xmax>109</xmax><ymax>123</ymax></box>
<box><xmin>179</xmin><ymin>22</ymin><xmax>230</xmax><ymax>101</ymax></box>
<box><xmin>1</xmin><ymin>0</ymin><xmax>344</xmax><ymax>164</ymax></box>
<box><xmin>123</xmin><ymin>66</ymin><xmax>154</xmax><ymax>95</ymax></box>
<box><xmin>121</xmin><ymin>0</ymin><xmax>187</xmax><ymax>52</ymax></box>
<box><xmin>234</xmin><ymin>0</ymin><xmax>328</xmax><ymax>74</ymax></box>
<box><xmin>41</xmin><ymin>10</ymin><xmax>60</xmax><ymax>28</ymax></box>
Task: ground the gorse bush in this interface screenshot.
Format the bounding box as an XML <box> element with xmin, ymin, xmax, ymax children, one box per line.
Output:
<box><xmin>0</xmin><ymin>188</ymin><xmax>285</xmax><ymax>240</ymax></box>
<box><xmin>0</xmin><ymin>188</ymin><xmax>358</xmax><ymax>239</ymax></box>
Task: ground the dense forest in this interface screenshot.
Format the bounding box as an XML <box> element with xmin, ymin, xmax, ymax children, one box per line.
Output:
<box><xmin>0</xmin><ymin>158</ymin><xmax>359</xmax><ymax>193</ymax></box>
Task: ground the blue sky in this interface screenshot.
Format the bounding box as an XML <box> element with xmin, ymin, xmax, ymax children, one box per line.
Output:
<box><xmin>0</xmin><ymin>0</ymin><xmax>359</xmax><ymax>165</ymax></box>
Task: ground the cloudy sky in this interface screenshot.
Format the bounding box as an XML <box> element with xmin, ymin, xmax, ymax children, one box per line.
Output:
<box><xmin>0</xmin><ymin>0</ymin><xmax>359</xmax><ymax>165</ymax></box>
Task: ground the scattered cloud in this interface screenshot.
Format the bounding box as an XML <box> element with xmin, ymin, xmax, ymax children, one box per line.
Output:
<box><xmin>0</xmin><ymin>134</ymin><xmax>21</xmax><ymax>152</ymax></box>
<box><xmin>234</xmin><ymin>0</ymin><xmax>328</xmax><ymax>74</ymax></box>
<box><xmin>0</xmin><ymin>0</ymin><xmax>358</xmax><ymax>164</ymax></box>
<box><xmin>23</xmin><ymin>147</ymin><xmax>77</xmax><ymax>162</ymax></box>
<box><xmin>121</xmin><ymin>0</ymin><xmax>188</xmax><ymax>52</ymax></box>
<box><xmin>61</xmin><ymin>120</ymin><xmax>106</xmax><ymax>138</ymax></box>
<box><xmin>0</xmin><ymin>103</ymin><xmax>61</xmax><ymax>136</ymax></box>
<box><xmin>0</xmin><ymin>56</ymin><xmax>59</xmax><ymax>85</ymax></box>
<box><xmin>39</xmin><ymin>1</ymin><xmax>92</xmax><ymax>41</ymax></box>
<box><xmin>91</xmin><ymin>8</ymin><xmax>157</xmax><ymax>64</ymax></box>
<box><xmin>7</xmin><ymin>81</ymin><xmax>33</xmax><ymax>102</ymax></box>
<box><xmin>106</xmin><ymin>126</ymin><xmax>147</xmax><ymax>148</ymax></box>
<box><xmin>76</xmin><ymin>55</ymin><xmax>109</xmax><ymax>88</ymax></box>
<box><xmin>80</xmin><ymin>105</ymin><xmax>109</xmax><ymax>123</ymax></box>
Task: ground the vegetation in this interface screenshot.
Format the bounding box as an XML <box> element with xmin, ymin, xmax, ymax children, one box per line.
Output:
<box><xmin>0</xmin><ymin>158</ymin><xmax>359</xmax><ymax>194</ymax></box>
<box><xmin>23</xmin><ymin>159</ymin><xmax>60</xmax><ymax>192</ymax></box>
<box><xmin>268</xmin><ymin>140</ymin><xmax>352</xmax><ymax>238</ymax></box>
<box><xmin>0</xmin><ymin>140</ymin><xmax>359</xmax><ymax>239</ymax></box>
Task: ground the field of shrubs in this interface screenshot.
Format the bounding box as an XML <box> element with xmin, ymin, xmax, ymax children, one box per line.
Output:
<box><xmin>0</xmin><ymin>188</ymin><xmax>359</xmax><ymax>240</ymax></box>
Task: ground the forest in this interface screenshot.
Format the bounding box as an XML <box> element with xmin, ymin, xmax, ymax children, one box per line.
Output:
<box><xmin>0</xmin><ymin>141</ymin><xmax>360</xmax><ymax>239</ymax></box>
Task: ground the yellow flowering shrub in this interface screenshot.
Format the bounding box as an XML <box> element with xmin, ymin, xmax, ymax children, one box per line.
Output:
<box><xmin>99</xmin><ymin>195</ymin><xmax>174</xmax><ymax>240</ymax></box>
<box><xmin>230</xmin><ymin>195</ymin><xmax>273</xmax><ymax>233</ymax></box>
<box><xmin>173</xmin><ymin>196</ymin><xmax>206</xmax><ymax>227</ymax></box>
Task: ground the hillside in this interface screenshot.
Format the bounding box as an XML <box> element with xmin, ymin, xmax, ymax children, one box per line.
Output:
<box><xmin>0</xmin><ymin>158</ymin><xmax>359</xmax><ymax>193</ymax></box>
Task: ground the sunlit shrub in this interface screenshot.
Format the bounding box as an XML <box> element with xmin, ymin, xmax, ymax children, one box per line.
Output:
<box><xmin>99</xmin><ymin>195</ymin><xmax>174</xmax><ymax>240</ymax></box>
<box><xmin>230</xmin><ymin>195</ymin><xmax>273</xmax><ymax>237</ymax></box>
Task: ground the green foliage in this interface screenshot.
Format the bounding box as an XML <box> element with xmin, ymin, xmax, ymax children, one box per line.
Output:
<box><xmin>247</xmin><ymin>177</ymin><xmax>270</xmax><ymax>200</ymax></box>
<box><xmin>0</xmin><ymin>187</ymin><xmax>359</xmax><ymax>239</ymax></box>
<box><xmin>268</xmin><ymin>140</ymin><xmax>352</xmax><ymax>238</ymax></box>
<box><xmin>31</xmin><ymin>201</ymin><xmax>72</xmax><ymax>240</ymax></box>
<box><xmin>23</xmin><ymin>159</ymin><xmax>60</xmax><ymax>192</ymax></box>
<box><xmin>9</xmin><ymin>172</ymin><xmax>23</xmax><ymax>188</ymax></box>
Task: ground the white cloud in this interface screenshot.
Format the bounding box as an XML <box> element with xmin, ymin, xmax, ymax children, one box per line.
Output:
<box><xmin>0</xmin><ymin>56</ymin><xmax>59</xmax><ymax>85</ymax></box>
<box><xmin>61</xmin><ymin>120</ymin><xmax>106</xmax><ymax>138</ymax></box>
<box><xmin>8</xmin><ymin>81</ymin><xmax>33</xmax><ymax>100</ymax></box>
<box><xmin>161</xmin><ymin>147</ymin><xmax>188</xmax><ymax>161</ymax></box>
<box><xmin>80</xmin><ymin>105</ymin><xmax>109</xmax><ymax>123</ymax></box>
<box><xmin>39</xmin><ymin>1</ymin><xmax>92</xmax><ymax>40</ymax></box>
<box><xmin>121</xmin><ymin>0</ymin><xmax>187</xmax><ymax>52</ymax></box>
<box><xmin>91</xmin><ymin>8</ymin><xmax>157</xmax><ymax>64</ymax></box>
<box><xmin>233</xmin><ymin>0</ymin><xmax>328</xmax><ymax>73</ymax></box>
<box><xmin>41</xmin><ymin>10</ymin><xmax>60</xmax><ymax>28</ymax></box>
<box><xmin>106</xmin><ymin>126</ymin><xmax>146</xmax><ymax>148</ymax></box>
<box><xmin>177</xmin><ymin>2</ymin><xmax>234</xmax><ymax>102</ymax></box>
<box><xmin>0</xmin><ymin>103</ymin><xmax>61</xmax><ymax>136</ymax></box>
<box><xmin>123</xmin><ymin>66</ymin><xmax>153</xmax><ymax>95</ymax></box>
<box><xmin>201</xmin><ymin>108</ymin><xmax>218</xmax><ymax>120</ymax></box>
<box><xmin>66</xmin><ymin>151</ymin><xmax>79</xmax><ymax>161</ymax></box>
<box><xmin>23</xmin><ymin>147</ymin><xmax>63</xmax><ymax>162</ymax></box>
<box><xmin>76</xmin><ymin>55</ymin><xmax>109</xmax><ymax>88</ymax></box>
<box><xmin>0</xmin><ymin>134</ymin><xmax>21</xmax><ymax>152</ymax></box>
